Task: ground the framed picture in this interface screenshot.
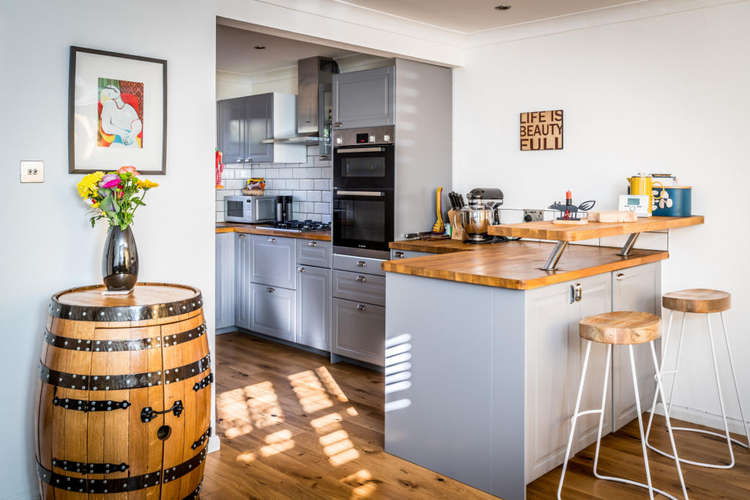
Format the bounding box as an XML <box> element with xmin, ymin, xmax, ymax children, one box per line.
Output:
<box><xmin>68</xmin><ymin>46</ymin><xmax>167</xmax><ymax>174</ymax></box>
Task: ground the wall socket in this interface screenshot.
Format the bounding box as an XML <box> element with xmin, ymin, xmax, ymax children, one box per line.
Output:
<box><xmin>523</xmin><ymin>209</ymin><xmax>544</xmax><ymax>222</ymax></box>
<box><xmin>20</xmin><ymin>160</ymin><xmax>44</xmax><ymax>183</ymax></box>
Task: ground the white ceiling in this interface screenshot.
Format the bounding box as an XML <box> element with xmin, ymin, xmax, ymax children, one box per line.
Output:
<box><xmin>217</xmin><ymin>26</ymin><xmax>359</xmax><ymax>75</ymax></box>
<box><xmin>340</xmin><ymin>0</ymin><xmax>640</xmax><ymax>33</ymax></box>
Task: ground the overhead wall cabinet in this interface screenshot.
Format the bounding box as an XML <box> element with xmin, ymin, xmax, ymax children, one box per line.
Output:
<box><xmin>216</xmin><ymin>93</ymin><xmax>306</xmax><ymax>164</ymax></box>
<box><xmin>332</xmin><ymin>66</ymin><xmax>395</xmax><ymax>129</ymax></box>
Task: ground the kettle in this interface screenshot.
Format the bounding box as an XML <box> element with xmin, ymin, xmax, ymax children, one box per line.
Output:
<box><xmin>626</xmin><ymin>173</ymin><xmax>653</xmax><ymax>215</ymax></box>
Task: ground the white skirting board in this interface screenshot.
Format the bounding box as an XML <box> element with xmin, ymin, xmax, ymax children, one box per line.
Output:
<box><xmin>654</xmin><ymin>404</ymin><xmax>749</xmax><ymax>436</ymax></box>
<box><xmin>208</xmin><ymin>434</ymin><xmax>221</xmax><ymax>453</ymax></box>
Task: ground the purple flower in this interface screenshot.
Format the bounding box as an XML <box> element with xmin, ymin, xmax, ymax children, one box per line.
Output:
<box><xmin>100</xmin><ymin>174</ymin><xmax>121</xmax><ymax>189</ymax></box>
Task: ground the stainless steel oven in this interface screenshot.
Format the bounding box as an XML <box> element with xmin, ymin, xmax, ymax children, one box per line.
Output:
<box><xmin>333</xmin><ymin>126</ymin><xmax>394</xmax><ymax>258</ymax></box>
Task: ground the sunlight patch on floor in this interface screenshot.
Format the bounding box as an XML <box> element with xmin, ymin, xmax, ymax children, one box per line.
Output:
<box><xmin>217</xmin><ymin>387</ymin><xmax>253</xmax><ymax>439</ymax></box>
<box><xmin>316</xmin><ymin>366</ymin><xmax>350</xmax><ymax>402</ymax></box>
<box><xmin>342</xmin><ymin>469</ymin><xmax>378</xmax><ymax>498</ymax></box>
<box><xmin>245</xmin><ymin>381</ymin><xmax>285</xmax><ymax>428</ymax></box>
<box><xmin>260</xmin><ymin>429</ymin><xmax>295</xmax><ymax>457</ymax></box>
<box><xmin>288</xmin><ymin>370</ymin><xmax>334</xmax><ymax>413</ymax></box>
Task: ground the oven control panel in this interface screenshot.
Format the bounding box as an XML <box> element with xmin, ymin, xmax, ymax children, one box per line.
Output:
<box><xmin>333</xmin><ymin>125</ymin><xmax>394</xmax><ymax>147</ymax></box>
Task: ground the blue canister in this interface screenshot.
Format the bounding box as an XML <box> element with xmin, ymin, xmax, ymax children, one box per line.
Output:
<box><xmin>652</xmin><ymin>184</ymin><xmax>691</xmax><ymax>216</ymax></box>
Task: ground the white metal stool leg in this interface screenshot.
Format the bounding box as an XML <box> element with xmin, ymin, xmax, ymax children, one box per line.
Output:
<box><xmin>646</xmin><ymin>311</ymin><xmax>749</xmax><ymax>468</ymax></box>
<box><xmin>558</xmin><ymin>341</ymin><xmax>688</xmax><ymax>500</ymax></box>
<box><xmin>719</xmin><ymin>312</ymin><xmax>750</xmax><ymax>448</ymax></box>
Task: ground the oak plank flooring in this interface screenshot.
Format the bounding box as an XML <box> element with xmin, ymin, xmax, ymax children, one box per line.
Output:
<box><xmin>203</xmin><ymin>333</ymin><xmax>498</xmax><ymax>500</ymax></box>
<box><xmin>205</xmin><ymin>333</ymin><xmax>750</xmax><ymax>499</ymax></box>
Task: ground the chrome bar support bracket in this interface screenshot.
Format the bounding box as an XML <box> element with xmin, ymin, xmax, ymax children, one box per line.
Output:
<box><xmin>540</xmin><ymin>241</ymin><xmax>569</xmax><ymax>272</ymax></box>
<box><xmin>618</xmin><ymin>232</ymin><xmax>641</xmax><ymax>257</ymax></box>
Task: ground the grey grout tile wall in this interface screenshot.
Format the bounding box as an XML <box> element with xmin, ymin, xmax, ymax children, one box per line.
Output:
<box><xmin>216</xmin><ymin>145</ymin><xmax>332</xmax><ymax>223</ymax></box>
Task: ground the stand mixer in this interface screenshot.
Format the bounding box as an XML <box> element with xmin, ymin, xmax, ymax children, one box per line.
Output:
<box><xmin>459</xmin><ymin>188</ymin><xmax>504</xmax><ymax>243</ymax></box>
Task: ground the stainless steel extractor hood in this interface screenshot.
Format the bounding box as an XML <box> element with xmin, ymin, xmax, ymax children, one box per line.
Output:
<box><xmin>262</xmin><ymin>57</ymin><xmax>339</xmax><ymax>157</ymax></box>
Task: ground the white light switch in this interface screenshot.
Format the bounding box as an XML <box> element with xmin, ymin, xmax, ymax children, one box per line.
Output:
<box><xmin>20</xmin><ymin>160</ymin><xmax>44</xmax><ymax>183</ymax></box>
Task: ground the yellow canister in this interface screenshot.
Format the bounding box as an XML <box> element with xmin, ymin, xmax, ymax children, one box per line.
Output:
<box><xmin>627</xmin><ymin>174</ymin><xmax>654</xmax><ymax>214</ymax></box>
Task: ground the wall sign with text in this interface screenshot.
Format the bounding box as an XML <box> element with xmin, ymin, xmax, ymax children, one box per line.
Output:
<box><xmin>520</xmin><ymin>110</ymin><xmax>563</xmax><ymax>151</ymax></box>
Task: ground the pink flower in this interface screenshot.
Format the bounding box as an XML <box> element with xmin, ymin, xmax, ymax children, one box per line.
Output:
<box><xmin>118</xmin><ymin>165</ymin><xmax>139</xmax><ymax>175</ymax></box>
<box><xmin>100</xmin><ymin>174</ymin><xmax>121</xmax><ymax>189</ymax></box>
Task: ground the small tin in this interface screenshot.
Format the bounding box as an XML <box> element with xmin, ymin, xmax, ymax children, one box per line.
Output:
<box><xmin>652</xmin><ymin>184</ymin><xmax>691</xmax><ymax>216</ymax></box>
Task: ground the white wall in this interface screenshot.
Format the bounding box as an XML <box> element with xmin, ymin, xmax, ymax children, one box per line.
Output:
<box><xmin>454</xmin><ymin>1</ymin><xmax>750</xmax><ymax>431</ymax></box>
<box><xmin>0</xmin><ymin>1</ymin><xmax>216</xmax><ymax>499</ymax></box>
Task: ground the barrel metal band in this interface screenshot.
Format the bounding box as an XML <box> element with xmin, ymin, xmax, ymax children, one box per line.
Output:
<box><xmin>37</xmin><ymin>448</ymin><xmax>206</xmax><ymax>494</ymax></box>
<box><xmin>48</xmin><ymin>288</ymin><xmax>203</xmax><ymax>322</ymax></box>
<box><xmin>40</xmin><ymin>354</ymin><xmax>211</xmax><ymax>390</ymax></box>
<box><xmin>53</xmin><ymin>397</ymin><xmax>130</xmax><ymax>412</ymax></box>
<box><xmin>191</xmin><ymin>427</ymin><xmax>212</xmax><ymax>450</ymax></box>
<box><xmin>52</xmin><ymin>458</ymin><xmax>128</xmax><ymax>474</ymax></box>
<box><xmin>44</xmin><ymin>323</ymin><xmax>207</xmax><ymax>352</ymax></box>
<box><xmin>183</xmin><ymin>482</ymin><xmax>202</xmax><ymax>500</ymax></box>
<box><xmin>193</xmin><ymin>372</ymin><xmax>213</xmax><ymax>392</ymax></box>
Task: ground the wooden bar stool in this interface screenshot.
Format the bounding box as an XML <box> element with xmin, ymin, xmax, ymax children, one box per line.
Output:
<box><xmin>557</xmin><ymin>311</ymin><xmax>688</xmax><ymax>500</ymax></box>
<box><xmin>645</xmin><ymin>289</ymin><xmax>750</xmax><ymax>469</ymax></box>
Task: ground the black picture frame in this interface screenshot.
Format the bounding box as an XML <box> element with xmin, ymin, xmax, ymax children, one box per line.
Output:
<box><xmin>68</xmin><ymin>46</ymin><xmax>168</xmax><ymax>174</ymax></box>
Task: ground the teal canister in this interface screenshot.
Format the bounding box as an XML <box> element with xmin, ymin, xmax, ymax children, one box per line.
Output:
<box><xmin>652</xmin><ymin>184</ymin><xmax>692</xmax><ymax>216</ymax></box>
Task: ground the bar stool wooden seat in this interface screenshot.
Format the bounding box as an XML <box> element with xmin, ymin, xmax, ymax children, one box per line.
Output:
<box><xmin>558</xmin><ymin>311</ymin><xmax>688</xmax><ymax>500</ymax></box>
<box><xmin>646</xmin><ymin>289</ymin><xmax>749</xmax><ymax>470</ymax></box>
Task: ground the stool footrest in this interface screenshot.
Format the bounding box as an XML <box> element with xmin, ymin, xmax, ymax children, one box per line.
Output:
<box><xmin>592</xmin><ymin>472</ymin><xmax>681</xmax><ymax>500</ymax></box>
<box><xmin>574</xmin><ymin>409</ymin><xmax>603</xmax><ymax>418</ymax></box>
<box><xmin>647</xmin><ymin>426</ymin><xmax>748</xmax><ymax>469</ymax></box>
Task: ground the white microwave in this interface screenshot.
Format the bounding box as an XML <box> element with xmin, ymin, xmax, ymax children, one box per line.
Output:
<box><xmin>225</xmin><ymin>196</ymin><xmax>275</xmax><ymax>223</ymax></box>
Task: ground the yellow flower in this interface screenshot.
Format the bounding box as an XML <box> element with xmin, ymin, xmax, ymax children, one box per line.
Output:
<box><xmin>77</xmin><ymin>171</ymin><xmax>104</xmax><ymax>198</ymax></box>
<box><xmin>137</xmin><ymin>178</ymin><xmax>159</xmax><ymax>189</ymax></box>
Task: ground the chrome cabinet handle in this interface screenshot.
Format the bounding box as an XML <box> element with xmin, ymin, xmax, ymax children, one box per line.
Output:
<box><xmin>357</xmin><ymin>261</ymin><xmax>367</xmax><ymax>268</ymax></box>
<box><xmin>333</xmin><ymin>121</ymin><xmax>343</xmax><ymax>128</ymax></box>
<box><xmin>307</xmin><ymin>241</ymin><xmax>318</xmax><ymax>247</ymax></box>
<box><xmin>238</xmin><ymin>234</ymin><xmax>245</xmax><ymax>239</ymax></box>
<box><xmin>394</xmin><ymin>251</ymin><xmax>405</xmax><ymax>259</ymax></box>
<box><xmin>298</xmin><ymin>267</ymin><xmax>305</xmax><ymax>273</ymax></box>
<box><xmin>356</xmin><ymin>303</ymin><xmax>367</xmax><ymax>312</ymax></box>
<box><xmin>616</xmin><ymin>273</ymin><xmax>625</xmax><ymax>281</ymax></box>
<box><xmin>267</xmin><ymin>287</ymin><xmax>275</xmax><ymax>293</ymax></box>
<box><xmin>356</xmin><ymin>275</ymin><xmax>367</xmax><ymax>283</ymax></box>
<box><xmin>571</xmin><ymin>283</ymin><xmax>583</xmax><ymax>303</ymax></box>
<box><xmin>268</xmin><ymin>237</ymin><xmax>276</xmax><ymax>243</ymax></box>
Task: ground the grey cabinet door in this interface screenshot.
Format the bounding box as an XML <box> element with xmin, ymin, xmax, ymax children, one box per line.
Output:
<box><xmin>332</xmin><ymin>66</ymin><xmax>394</xmax><ymax>129</ymax></box>
<box><xmin>611</xmin><ymin>263</ymin><xmax>660</xmax><ymax>430</ymax></box>
<box><xmin>245</xmin><ymin>93</ymin><xmax>273</xmax><ymax>163</ymax></box>
<box><xmin>296</xmin><ymin>266</ymin><xmax>331</xmax><ymax>351</ymax></box>
<box><xmin>332</xmin><ymin>270</ymin><xmax>385</xmax><ymax>307</ymax></box>
<box><xmin>217</xmin><ymin>97</ymin><xmax>247</xmax><ymax>164</ymax></box>
<box><xmin>297</xmin><ymin>239</ymin><xmax>332</xmax><ymax>268</ymax></box>
<box><xmin>250</xmin><ymin>283</ymin><xmax>295</xmax><ymax>342</ymax></box>
<box><xmin>234</xmin><ymin>233</ymin><xmax>252</xmax><ymax>330</ymax></box>
<box><xmin>215</xmin><ymin>232</ymin><xmax>235</xmax><ymax>330</ymax></box>
<box><xmin>252</xmin><ymin>235</ymin><xmax>297</xmax><ymax>289</ymax></box>
<box><xmin>332</xmin><ymin>298</ymin><xmax>384</xmax><ymax>366</ymax></box>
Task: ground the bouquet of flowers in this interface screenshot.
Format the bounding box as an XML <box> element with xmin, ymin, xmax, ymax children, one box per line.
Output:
<box><xmin>77</xmin><ymin>166</ymin><xmax>158</xmax><ymax>230</ymax></box>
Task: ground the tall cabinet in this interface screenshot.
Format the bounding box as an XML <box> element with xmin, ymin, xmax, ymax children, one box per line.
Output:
<box><xmin>332</xmin><ymin>66</ymin><xmax>395</xmax><ymax>129</ymax></box>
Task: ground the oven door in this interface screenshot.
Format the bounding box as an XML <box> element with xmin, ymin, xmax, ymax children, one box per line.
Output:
<box><xmin>333</xmin><ymin>189</ymin><xmax>394</xmax><ymax>257</ymax></box>
<box><xmin>333</xmin><ymin>144</ymin><xmax>394</xmax><ymax>189</ymax></box>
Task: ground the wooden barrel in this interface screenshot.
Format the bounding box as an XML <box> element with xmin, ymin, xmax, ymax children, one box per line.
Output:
<box><xmin>35</xmin><ymin>283</ymin><xmax>211</xmax><ymax>500</ymax></box>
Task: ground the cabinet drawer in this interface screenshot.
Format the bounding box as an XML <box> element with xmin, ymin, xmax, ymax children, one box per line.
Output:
<box><xmin>333</xmin><ymin>298</ymin><xmax>384</xmax><ymax>366</ymax></box>
<box><xmin>252</xmin><ymin>235</ymin><xmax>297</xmax><ymax>289</ymax></box>
<box><xmin>333</xmin><ymin>270</ymin><xmax>385</xmax><ymax>306</ymax></box>
<box><xmin>297</xmin><ymin>239</ymin><xmax>332</xmax><ymax>268</ymax></box>
<box><xmin>390</xmin><ymin>249</ymin><xmax>432</xmax><ymax>260</ymax></box>
<box><xmin>333</xmin><ymin>254</ymin><xmax>385</xmax><ymax>276</ymax></box>
<box><xmin>250</xmin><ymin>283</ymin><xmax>295</xmax><ymax>342</ymax></box>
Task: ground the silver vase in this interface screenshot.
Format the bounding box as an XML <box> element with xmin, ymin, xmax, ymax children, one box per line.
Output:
<box><xmin>102</xmin><ymin>225</ymin><xmax>139</xmax><ymax>292</ymax></box>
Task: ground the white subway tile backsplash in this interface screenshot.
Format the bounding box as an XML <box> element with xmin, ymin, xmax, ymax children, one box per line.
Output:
<box><xmin>286</xmin><ymin>179</ymin><xmax>299</xmax><ymax>190</ymax></box>
<box><xmin>314</xmin><ymin>179</ymin><xmax>330</xmax><ymax>190</ymax></box>
<box><xmin>302</xmin><ymin>202</ymin><xmax>314</xmax><ymax>213</ymax></box>
<box><xmin>216</xmin><ymin>212</ymin><xmax>225</xmax><ymax>223</ymax></box>
<box><xmin>320</xmin><ymin>168</ymin><xmax>332</xmax><ymax>179</ymax></box>
<box><xmin>314</xmin><ymin>202</ymin><xmax>330</xmax><ymax>214</ymax></box>
<box><xmin>298</xmin><ymin>179</ymin><xmax>314</xmax><ymax>190</ymax></box>
<box><xmin>221</xmin><ymin>169</ymin><xmax>234</xmax><ymax>180</ymax></box>
<box><xmin>306</xmin><ymin>190</ymin><xmax>322</xmax><ymax>202</ymax></box>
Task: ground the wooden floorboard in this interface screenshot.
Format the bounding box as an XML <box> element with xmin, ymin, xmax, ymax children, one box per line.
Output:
<box><xmin>204</xmin><ymin>332</ymin><xmax>750</xmax><ymax>499</ymax></box>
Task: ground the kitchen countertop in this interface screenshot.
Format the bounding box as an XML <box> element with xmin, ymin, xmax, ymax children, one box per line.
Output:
<box><xmin>382</xmin><ymin>240</ymin><xmax>668</xmax><ymax>290</ymax></box>
<box><xmin>216</xmin><ymin>223</ymin><xmax>331</xmax><ymax>241</ymax></box>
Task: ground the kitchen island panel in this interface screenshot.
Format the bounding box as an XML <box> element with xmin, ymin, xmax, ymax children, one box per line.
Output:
<box><xmin>385</xmin><ymin>273</ymin><xmax>525</xmax><ymax>499</ymax></box>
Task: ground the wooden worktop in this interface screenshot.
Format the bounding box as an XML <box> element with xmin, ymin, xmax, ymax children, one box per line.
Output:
<box><xmin>389</xmin><ymin>238</ymin><xmax>488</xmax><ymax>253</ymax></box>
<box><xmin>216</xmin><ymin>223</ymin><xmax>331</xmax><ymax>241</ymax></box>
<box><xmin>488</xmin><ymin>215</ymin><xmax>703</xmax><ymax>241</ymax></box>
<box><xmin>382</xmin><ymin>241</ymin><xmax>668</xmax><ymax>290</ymax></box>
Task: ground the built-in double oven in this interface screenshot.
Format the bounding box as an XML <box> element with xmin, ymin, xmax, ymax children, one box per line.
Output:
<box><xmin>332</xmin><ymin>126</ymin><xmax>394</xmax><ymax>258</ymax></box>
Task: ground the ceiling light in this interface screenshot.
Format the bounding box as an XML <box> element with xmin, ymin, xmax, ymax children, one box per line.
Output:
<box><xmin>494</xmin><ymin>4</ymin><xmax>511</xmax><ymax>10</ymax></box>
<box><xmin>254</xmin><ymin>45</ymin><xmax>266</xmax><ymax>50</ymax></box>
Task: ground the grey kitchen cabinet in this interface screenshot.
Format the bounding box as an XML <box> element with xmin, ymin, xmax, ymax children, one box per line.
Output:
<box><xmin>332</xmin><ymin>298</ymin><xmax>385</xmax><ymax>366</ymax></box>
<box><xmin>250</xmin><ymin>283</ymin><xmax>296</xmax><ymax>342</ymax></box>
<box><xmin>252</xmin><ymin>235</ymin><xmax>297</xmax><ymax>290</ymax></box>
<box><xmin>217</xmin><ymin>93</ymin><xmax>305</xmax><ymax>164</ymax></box>
<box><xmin>216</xmin><ymin>97</ymin><xmax>247</xmax><ymax>164</ymax></box>
<box><xmin>611</xmin><ymin>263</ymin><xmax>661</xmax><ymax>430</ymax></box>
<box><xmin>234</xmin><ymin>233</ymin><xmax>252</xmax><ymax>330</ymax></box>
<box><xmin>332</xmin><ymin>66</ymin><xmax>395</xmax><ymax>129</ymax></box>
<box><xmin>524</xmin><ymin>273</ymin><xmax>612</xmax><ymax>483</ymax></box>
<box><xmin>296</xmin><ymin>265</ymin><xmax>331</xmax><ymax>351</ymax></box>
<box><xmin>297</xmin><ymin>239</ymin><xmax>332</xmax><ymax>268</ymax></box>
<box><xmin>215</xmin><ymin>232</ymin><xmax>236</xmax><ymax>330</ymax></box>
<box><xmin>332</xmin><ymin>270</ymin><xmax>385</xmax><ymax>307</ymax></box>
<box><xmin>390</xmin><ymin>249</ymin><xmax>431</xmax><ymax>260</ymax></box>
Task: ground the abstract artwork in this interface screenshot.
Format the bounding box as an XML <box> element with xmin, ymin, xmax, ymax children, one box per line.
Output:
<box><xmin>69</xmin><ymin>46</ymin><xmax>167</xmax><ymax>174</ymax></box>
<box><xmin>97</xmin><ymin>78</ymin><xmax>144</xmax><ymax>148</ymax></box>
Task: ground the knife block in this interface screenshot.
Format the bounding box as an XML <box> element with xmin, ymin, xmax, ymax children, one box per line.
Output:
<box><xmin>448</xmin><ymin>210</ymin><xmax>465</xmax><ymax>241</ymax></box>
